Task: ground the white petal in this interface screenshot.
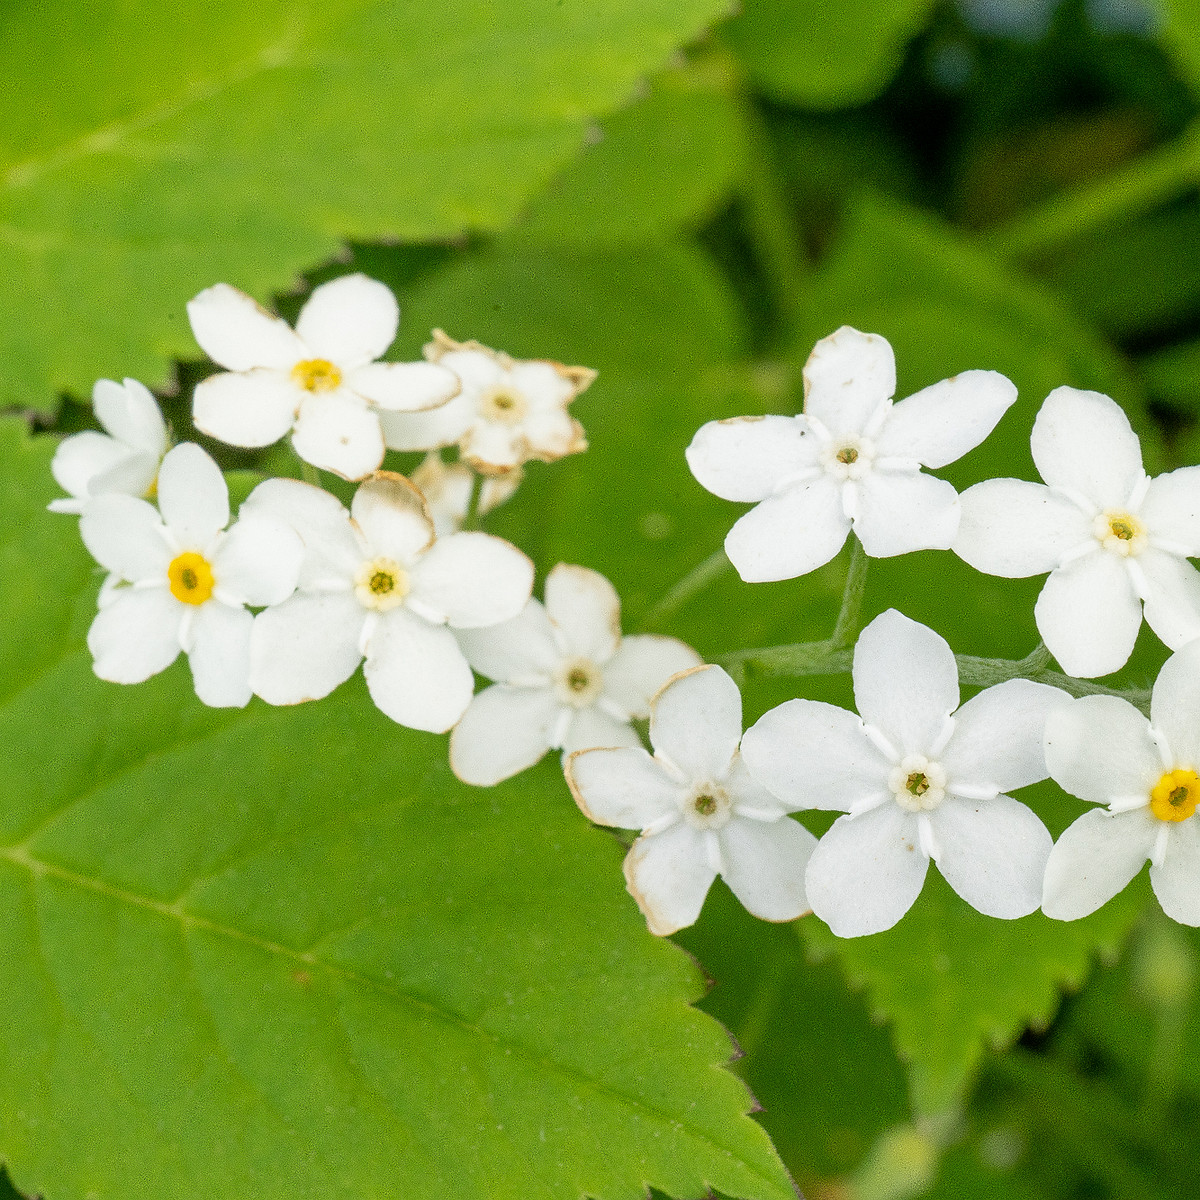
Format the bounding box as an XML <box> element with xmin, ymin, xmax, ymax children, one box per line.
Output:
<box><xmin>192</xmin><ymin>370</ymin><xmax>299</xmax><ymax>448</ymax></box>
<box><xmin>559</xmin><ymin>706</ymin><xmax>642</xmax><ymax>755</ymax></box>
<box><xmin>157</xmin><ymin>443</ymin><xmax>229</xmax><ymax>549</ymax></box>
<box><xmin>291</xmin><ymin>392</ymin><xmax>385</xmax><ymax>481</ymax></box>
<box><xmin>187</xmin><ymin>283</ymin><xmax>307</xmax><ymax>371</ymax></box>
<box><xmin>379</xmin><ymin>392</ymin><xmax>475</xmax><ymax>451</ymax></box>
<box><xmin>1152</xmin><ymin>640</ymin><xmax>1200</xmax><ymax>770</ymax></box>
<box><xmin>1035</xmin><ymin>552</ymin><xmax>1142</xmax><ymax>678</ymax></box>
<box><xmin>623</xmin><ymin>823</ymin><xmax>716</xmax><ymax>936</ymax></box>
<box><xmin>363</xmin><ymin>608</ymin><xmax>474</xmax><ymax>732</ymax></box>
<box><xmin>249</xmin><ymin>591</ymin><xmax>364</xmax><ymax>705</ymax></box>
<box><xmin>1042</xmin><ymin>807</ymin><xmax>1156</xmax><ymax>920</ymax></box>
<box><xmin>87</xmin><ymin>588</ymin><xmax>182</xmax><ymax>683</ymax></box>
<box><xmin>93</xmin><ymin>378</ymin><xmax>168</xmax><ymax>454</ymax></box>
<box><xmin>1141</xmin><ymin>465</ymin><xmax>1200</xmax><ymax>554</ymax></box>
<box><xmin>876</xmin><ymin>370</ymin><xmax>1017</xmax><ymax>468</ymax></box>
<box><xmin>347</xmin><ymin>361</ymin><xmax>460</xmax><ymax>412</ymax></box>
<box><xmin>724</xmin><ymin>477</ymin><xmax>850</xmax><ymax>583</ymax></box>
<box><xmin>1150</xmin><ymin>818</ymin><xmax>1200</xmax><ymax>925</ymax></box>
<box><xmin>449</xmin><ymin>685</ymin><xmax>557</xmax><ymax>786</ymax></box>
<box><xmin>242</xmin><ymin>478</ymin><xmax>361</xmax><ymax>587</ymax></box>
<box><xmin>805</xmin><ymin>804</ymin><xmax>928</xmax><ymax>937</ymax></box>
<box><xmin>409</xmin><ymin>532</ymin><xmax>533</xmax><ymax>628</ymax></box>
<box><xmin>720</xmin><ymin>816</ymin><xmax>816</xmax><ymax>922</ymax></box>
<box><xmin>954</xmin><ymin>479</ymin><xmax>1091</xmax><ymax>577</ymax></box>
<box><xmin>435</xmin><ymin>346</ymin><xmax>508</xmax><ymax>390</ymax></box>
<box><xmin>600</xmin><ymin>635</ymin><xmax>703</xmax><ymax>720</ymax></box>
<box><xmin>510</xmin><ymin>360</ymin><xmax>579</xmax><ymax>409</ymax></box>
<box><xmin>187</xmin><ymin>601</ymin><xmax>252</xmax><ymax>708</ymax></box>
<box><xmin>544</xmin><ymin>563</ymin><xmax>621</xmax><ymax>661</ymax></box>
<box><xmin>685</xmin><ymin>415</ymin><xmax>820</xmax><ymax>502</ymax></box>
<box><xmin>568</xmin><ymin>746</ymin><xmax>685</xmax><ymax>829</ymax></box>
<box><xmin>51</xmin><ymin>431</ymin><xmax>130</xmax><ymax>500</ymax></box>
<box><xmin>853</xmin><ymin>469</ymin><xmax>960</xmax><ymax>557</ymax></box>
<box><xmin>726</xmin><ymin>752</ymin><xmax>793</xmax><ymax>819</ymax></box>
<box><xmin>510</xmin><ymin>407</ymin><xmax>586</xmax><ymax>463</ymax></box>
<box><xmin>853</xmin><ymin>609</ymin><xmax>958</xmax><ymax>755</ymax></box>
<box><xmin>1139</xmin><ymin>548</ymin><xmax>1200</xmax><ymax>651</ymax></box>
<box><xmin>940</xmin><ymin>679</ymin><xmax>1068</xmax><ymax>793</ymax></box>
<box><xmin>741</xmin><ymin>698</ymin><xmax>891</xmax><ymax>812</ymax></box>
<box><xmin>454</xmin><ymin>598</ymin><xmax>560</xmax><ymax>681</ymax></box>
<box><xmin>80</xmin><ymin>494</ymin><xmax>171</xmax><ymax>581</ymax></box>
<box><xmin>295</xmin><ymin>274</ymin><xmax>398</xmax><ymax>369</ymax></box>
<box><xmin>212</xmin><ymin>514</ymin><xmax>302</xmax><ymax>606</ymax></box>
<box><xmin>460</xmin><ymin>421</ymin><xmax>524</xmax><ymax>473</ymax></box>
<box><xmin>89</xmin><ymin>450</ymin><xmax>160</xmax><ymax>501</ymax></box>
<box><xmin>931</xmin><ymin>794</ymin><xmax>1052</xmax><ymax>918</ymax></box>
<box><xmin>1044</xmin><ymin>695</ymin><xmax>1161</xmax><ymax>806</ymax></box>
<box><xmin>649</xmin><ymin>665</ymin><xmax>743</xmax><ymax>783</ymax></box>
<box><xmin>1031</xmin><ymin>386</ymin><xmax>1145</xmax><ymax>509</ymax></box>
<box><xmin>350</xmin><ymin>473</ymin><xmax>434</xmax><ymax>562</ymax></box>
<box><xmin>802</xmin><ymin>327</ymin><xmax>895</xmax><ymax>438</ymax></box>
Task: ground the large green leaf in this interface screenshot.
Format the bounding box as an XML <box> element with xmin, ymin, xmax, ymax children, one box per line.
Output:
<box><xmin>0</xmin><ymin>0</ymin><xmax>732</xmax><ymax>410</ymax></box>
<box><xmin>0</xmin><ymin>417</ymin><xmax>796</xmax><ymax>1200</ymax></box>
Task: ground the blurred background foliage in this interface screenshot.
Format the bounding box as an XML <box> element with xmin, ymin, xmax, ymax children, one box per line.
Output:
<box><xmin>17</xmin><ymin>0</ymin><xmax>1200</xmax><ymax>1196</ymax></box>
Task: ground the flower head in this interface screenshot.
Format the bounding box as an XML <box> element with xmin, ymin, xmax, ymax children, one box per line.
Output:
<box><xmin>49</xmin><ymin>378</ymin><xmax>168</xmax><ymax>514</ymax></box>
<box><xmin>686</xmin><ymin>326</ymin><xmax>1017</xmax><ymax>582</ymax></box>
<box><xmin>188</xmin><ymin>275</ymin><xmax>460</xmax><ymax>481</ymax></box>
<box><xmin>567</xmin><ymin>665</ymin><xmax>816</xmax><ymax>935</ymax></box>
<box><xmin>410</xmin><ymin>452</ymin><xmax>521</xmax><ymax>536</ymax></box>
<box><xmin>380</xmin><ymin>330</ymin><xmax>593</xmax><ymax>475</ymax></box>
<box><xmin>450</xmin><ymin>563</ymin><xmax>701</xmax><ymax>786</ymax></box>
<box><xmin>740</xmin><ymin>609</ymin><xmax>1062</xmax><ymax>937</ymax></box>
<box><xmin>955</xmin><ymin>386</ymin><xmax>1200</xmax><ymax>677</ymax></box>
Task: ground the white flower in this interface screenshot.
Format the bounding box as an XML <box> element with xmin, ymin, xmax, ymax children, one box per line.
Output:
<box><xmin>244</xmin><ymin>473</ymin><xmax>533</xmax><ymax>733</ymax></box>
<box><xmin>188</xmin><ymin>275</ymin><xmax>460</xmax><ymax>481</ymax></box>
<box><xmin>740</xmin><ymin>609</ymin><xmax>1063</xmax><ymax>937</ymax></box>
<box><xmin>955</xmin><ymin>386</ymin><xmax>1200</xmax><ymax>678</ymax></box>
<box><xmin>78</xmin><ymin>443</ymin><xmax>302</xmax><ymax>708</ymax></box>
<box><xmin>1043</xmin><ymin>640</ymin><xmax>1200</xmax><ymax>925</ymax></box>
<box><xmin>450</xmin><ymin>563</ymin><xmax>702</xmax><ymax>786</ymax></box>
<box><xmin>686</xmin><ymin>326</ymin><xmax>1017</xmax><ymax>582</ymax></box>
<box><xmin>49</xmin><ymin>378</ymin><xmax>168</xmax><ymax>514</ymax></box>
<box><xmin>566</xmin><ymin>665</ymin><xmax>817</xmax><ymax>936</ymax></box>
<box><xmin>380</xmin><ymin>330</ymin><xmax>593</xmax><ymax>474</ymax></box>
<box><xmin>410</xmin><ymin>452</ymin><xmax>521</xmax><ymax>536</ymax></box>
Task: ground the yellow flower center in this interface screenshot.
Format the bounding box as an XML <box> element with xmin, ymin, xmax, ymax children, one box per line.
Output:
<box><xmin>1150</xmin><ymin>769</ymin><xmax>1200</xmax><ymax>822</ymax></box>
<box><xmin>1093</xmin><ymin>509</ymin><xmax>1146</xmax><ymax>557</ymax></box>
<box><xmin>167</xmin><ymin>552</ymin><xmax>215</xmax><ymax>606</ymax></box>
<box><xmin>554</xmin><ymin>657</ymin><xmax>604</xmax><ymax>708</ymax></box>
<box><xmin>479</xmin><ymin>387</ymin><xmax>527</xmax><ymax>425</ymax></box>
<box><xmin>353</xmin><ymin>557</ymin><xmax>409</xmax><ymax>612</ymax></box>
<box><xmin>291</xmin><ymin>358</ymin><xmax>343</xmax><ymax>392</ymax></box>
<box><xmin>836</xmin><ymin>446</ymin><xmax>859</xmax><ymax>464</ymax></box>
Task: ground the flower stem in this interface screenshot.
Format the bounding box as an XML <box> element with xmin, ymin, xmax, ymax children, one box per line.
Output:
<box><xmin>460</xmin><ymin>471</ymin><xmax>484</xmax><ymax>532</ymax></box>
<box><xmin>638</xmin><ymin>549</ymin><xmax>733</xmax><ymax>631</ymax></box>
<box><xmin>830</xmin><ymin>537</ymin><xmax>868</xmax><ymax>649</ymax></box>
<box><xmin>299</xmin><ymin>462</ymin><xmax>321</xmax><ymax>488</ymax></box>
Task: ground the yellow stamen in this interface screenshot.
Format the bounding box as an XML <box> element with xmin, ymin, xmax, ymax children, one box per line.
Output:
<box><xmin>1150</xmin><ymin>768</ymin><xmax>1200</xmax><ymax>822</ymax></box>
<box><xmin>836</xmin><ymin>446</ymin><xmax>859</xmax><ymax>465</ymax></box>
<box><xmin>291</xmin><ymin>358</ymin><xmax>343</xmax><ymax>392</ymax></box>
<box><xmin>353</xmin><ymin>557</ymin><xmax>409</xmax><ymax>612</ymax></box>
<box><xmin>480</xmin><ymin>387</ymin><xmax>527</xmax><ymax>424</ymax></box>
<box><xmin>167</xmin><ymin>552</ymin><xmax>215</xmax><ymax>606</ymax></box>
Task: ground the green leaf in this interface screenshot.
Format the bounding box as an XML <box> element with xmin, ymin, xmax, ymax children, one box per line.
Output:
<box><xmin>1141</xmin><ymin>336</ymin><xmax>1200</xmax><ymax>412</ymax></box>
<box><xmin>0</xmin><ymin>416</ymin><xmax>796</xmax><ymax>1200</ymax></box>
<box><xmin>0</xmin><ymin>0</ymin><xmax>733</xmax><ymax>409</ymax></box>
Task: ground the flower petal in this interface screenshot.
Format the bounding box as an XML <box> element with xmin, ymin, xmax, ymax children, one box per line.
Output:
<box><xmin>954</xmin><ymin>478</ymin><xmax>1091</xmax><ymax>577</ymax></box>
<box><xmin>435</xmin><ymin>345</ymin><xmax>508</xmax><ymax>390</ymax></box>
<box><xmin>1150</xmin><ymin>817</ymin><xmax>1200</xmax><ymax>925</ymax></box>
<box><xmin>1141</xmin><ymin>465</ymin><xmax>1200</xmax><ymax>554</ymax></box>
<box><xmin>291</xmin><ymin>392</ymin><xmax>385</xmax><ymax>481</ymax></box>
<box><xmin>567</xmin><ymin>746</ymin><xmax>685</xmax><ymax>829</ymax></box>
<box><xmin>509</xmin><ymin>408</ymin><xmax>587</xmax><ymax>463</ymax></box>
<box><xmin>378</xmin><ymin>392</ymin><xmax>475</xmax><ymax>452</ymax></box>
<box><xmin>623</xmin><ymin>823</ymin><xmax>716</xmax><ymax>936</ymax></box>
<box><xmin>93</xmin><ymin>378</ymin><xmax>168</xmax><ymax>454</ymax></box>
<box><xmin>212</xmin><ymin>514</ymin><xmax>302</xmax><ymax>607</ymax></box>
<box><xmin>559</xmin><ymin>706</ymin><xmax>641</xmax><ymax>756</ymax></box>
<box><xmin>242</xmin><ymin>478</ymin><xmax>361</xmax><ymax>587</ymax></box>
<box><xmin>187</xmin><ymin>601</ymin><xmax>252</xmax><ymax>708</ymax></box>
<box><xmin>720</xmin><ymin>816</ymin><xmax>815</xmax><ymax>923</ymax></box>
<box><xmin>1035</xmin><ymin>552</ymin><xmax>1142</xmax><ymax>678</ymax></box>
<box><xmin>294</xmin><ymin>274</ymin><xmax>398</xmax><ymax>369</ymax></box>
<box><xmin>1139</xmin><ymin>547</ymin><xmax>1200</xmax><ymax>651</ymax></box>
<box><xmin>876</xmin><ymin>370</ymin><xmax>1017</xmax><ymax>468</ymax></box>
<box><xmin>1031</xmin><ymin>386</ymin><xmax>1145</xmax><ymax>509</ymax></box>
<box><xmin>363</xmin><ymin>608</ymin><xmax>474</xmax><ymax>732</ymax></box>
<box><xmin>802</xmin><ymin>327</ymin><xmax>895</xmax><ymax>438</ymax></box>
<box><xmin>853</xmin><ymin>609</ymin><xmax>958</xmax><ymax>755</ymax></box>
<box><xmin>600</xmin><ymin>635</ymin><xmax>703</xmax><ymax>720</ymax></box>
<box><xmin>187</xmin><ymin>283</ymin><xmax>306</xmax><ymax>371</ymax></box>
<box><xmin>741</xmin><ymin>698</ymin><xmax>891</xmax><ymax>812</ymax></box>
<box><xmin>685</xmin><ymin>415</ymin><xmax>819</xmax><ymax>502</ymax></box>
<box><xmin>347</xmin><ymin>361</ymin><xmax>460</xmax><ymax>412</ymax></box>
<box><xmin>1152</xmin><ymin>640</ymin><xmax>1200</xmax><ymax>770</ymax></box>
<box><xmin>408</xmin><ymin>532</ymin><xmax>533</xmax><ymax>628</ymax></box>
<box><xmin>805</xmin><ymin>804</ymin><xmax>928</xmax><ymax>937</ymax></box>
<box><xmin>157</xmin><ymin>443</ymin><xmax>229</xmax><ymax>550</ymax></box>
<box><xmin>51</xmin><ymin>431</ymin><xmax>129</xmax><ymax>501</ymax></box>
<box><xmin>941</xmin><ymin>679</ymin><xmax>1068</xmax><ymax>793</ymax></box>
<box><xmin>460</xmin><ymin>421</ymin><xmax>525</xmax><ymax>473</ymax></box>
<box><xmin>193</xmin><ymin>370</ymin><xmax>299</xmax><ymax>448</ymax></box>
<box><xmin>454</xmin><ymin>598</ymin><xmax>560</xmax><ymax>682</ymax></box>
<box><xmin>87</xmin><ymin>588</ymin><xmax>181</xmax><ymax>683</ymax></box>
<box><xmin>249</xmin><ymin>591</ymin><xmax>364</xmax><ymax>705</ymax></box>
<box><xmin>88</xmin><ymin>451</ymin><xmax>160</xmax><ymax>502</ymax></box>
<box><xmin>1042</xmin><ymin>807</ymin><xmax>1156</xmax><ymax>920</ymax></box>
<box><xmin>931</xmin><ymin>794</ymin><xmax>1052</xmax><ymax>918</ymax></box>
<box><xmin>449</xmin><ymin>684</ymin><xmax>557</xmax><ymax>786</ymax></box>
<box><xmin>853</xmin><ymin>469</ymin><xmax>960</xmax><ymax>556</ymax></box>
<box><xmin>649</xmin><ymin>665</ymin><xmax>743</xmax><ymax>783</ymax></box>
<box><xmin>510</xmin><ymin>360</ymin><xmax>581</xmax><ymax>409</ymax></box>
<box><xmin>724</xmin><ymin>476</ymin><xmax>849</xmax><ymax>583</ymax></box>
<box><xmin>350</xmin><ymin>473</ymin><xmax>434</xmax><ymax>563</ymax></box>
<box><xmin>80</xmin><ymin>494</ymin><xmax>171</xmax><ymax>581</ymax></box>
<box><xmin>544</xmin><ymin>563</ymin><xmax>622</xmax><ymax>662</ymax></box>
<box><xmin>1044</xmin><ymin>694</ymin><xmax>1161</xmax><ymax>806</ymax></box>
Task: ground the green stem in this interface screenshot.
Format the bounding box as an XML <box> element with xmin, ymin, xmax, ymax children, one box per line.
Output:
<box><xmin>299</xmin><ymin>461</ymin><xmax>321</xmax><ymax>488</ymax></box>
<box><xmin>459</xmin><ymin>471</ymin><xmax>484</xmax><ymax>532</ymax></box>
<box><xmin>830</xmin><ymin>537</ymin><xmax>868</xmax><ymax>649</ymax></box>
<box><xmin>638</xmin><ymin>549</ymin><xmax>733</xmax><ymax>631</ymax></box>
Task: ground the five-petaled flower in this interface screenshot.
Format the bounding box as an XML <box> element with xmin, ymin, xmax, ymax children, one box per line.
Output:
<box><xmin>567</xmin><ymin>665</ymin><xmax>817</xmax><ymax>936</ymax></box>
<box><xmin>188</xmin><ymin>274</ymin><xmax>460</xmax><ymax>481</ymax></box>
<box><xmin>451</xmin><ymin>563</ymin><xmax>701</xmax><ymax>786</ymax></box>
<box><xmin>686</xmin><ymin>326</ymin><xmax>1017</xmax><ymax>582</ymax></box>
<box><xmin>954</xmin><ymin>386</ymin><xmax>1200</xmax><ymax>678</ymax></box>
<box><xmin>1043</xmin><ymin>640</ymin><xmax>1200</xmax><ymax>925</ymax></box>
<box><xmin>79</xmin><ymin>443</ymin><xmax>303</xmax><ymax>707</ymax></box>
<box><xmin>740</xmin><ymin>609</ymin><xmax>1064</xmax><ymax>937</ymax></box>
